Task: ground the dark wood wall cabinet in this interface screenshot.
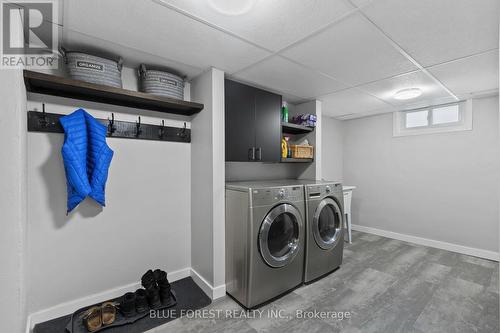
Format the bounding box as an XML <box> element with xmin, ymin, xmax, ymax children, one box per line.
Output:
<box><xmin>225</xmin><ymin>79</ymin><xmax>281</xmax><ymax>162</ymax></box>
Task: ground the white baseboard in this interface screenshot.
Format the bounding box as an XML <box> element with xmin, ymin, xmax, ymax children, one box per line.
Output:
<box><xmin>168</xmin><ymin>267</ymin><xmax>192</xmax><ymax>282</ymax></box>
<box><xmin>212</xmin><ymin>284</ymin><xmax>227</xmax><ymax>299</ymax></box>
<box><xmin>352</xmin><ymin>224</ymin><xmax>500</xmax><ymax>261</ymax></box>
<box><xmin>190</xmin><ymin>268</ymin><xmax>226</xmax><ymax>300</ymax></box>
<box><xmin>26</xmin><ymin>267</ymin><xmax>191</xmax><ymax>333</ymax></box>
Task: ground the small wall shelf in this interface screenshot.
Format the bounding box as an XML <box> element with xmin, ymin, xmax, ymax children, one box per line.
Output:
<box><xmin>23</xmin><ymin>70</ymin><xmax>204</xmax><ymax>116</ymax></box>
<box><xmin>281</xmin><ymin>157</ymin><xmax>314</xmax><ymax>163</ymax></box>
<box><xmin>281</xmin><ymin>122</ymin><xmax>314</xmax><ymax>135</ymax></box>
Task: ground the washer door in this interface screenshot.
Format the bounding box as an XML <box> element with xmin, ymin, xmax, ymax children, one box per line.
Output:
<box><xmin>259</xmin><ymin>203</ymin><xmax>302</xmax><ymax>268</ymax></box>
<box><xmin>313</xmin><ymin>198</ymin><xmax>343</xmax><ymax>250</ymax></box>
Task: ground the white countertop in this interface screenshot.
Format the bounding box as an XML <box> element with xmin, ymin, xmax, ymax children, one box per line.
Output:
<box><xmin>343</xmin><ymin>186</ymin><xmax>356</xmax><ymax>191</ymax></box>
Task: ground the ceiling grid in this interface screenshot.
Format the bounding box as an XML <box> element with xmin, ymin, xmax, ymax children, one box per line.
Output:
<box><xmin>60</xmin><ymin>0</ymin><xmax>500</xmax><ymax>118</ymax></box>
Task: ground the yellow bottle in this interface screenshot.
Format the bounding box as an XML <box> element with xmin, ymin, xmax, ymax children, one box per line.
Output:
<box><xmin>281</xmin><ymin>137</ymin><xmax>288</xmax><ymax>158</ymax></box>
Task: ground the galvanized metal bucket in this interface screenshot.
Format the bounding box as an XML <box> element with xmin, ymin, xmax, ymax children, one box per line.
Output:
<box><xmin>139</xmin><ymin>64</ymin><xmax>184</xmax><ymax>100</ymax></box>
<box><xmin>62</xmin><ymin>48</ymin><xmax>123</xmax><ymax>88</ymax></box>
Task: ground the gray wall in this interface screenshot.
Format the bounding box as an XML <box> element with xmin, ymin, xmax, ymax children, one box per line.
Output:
<box><xmin>190</xmin><ymin>68</ymin><xmax>226</xmax><ymax>295</ymax></box>
<box><xmin>25</xmin><ymin>68</ymin><xmax>192</xmax><ymax>315</ymax></box>
<box><xmin>0</xmin><ymin>69</ymin><xmax>27</xmax><ymax>333</ymax></box>
<box><xmin>321</xmin><ymin>116</ymin><xmax>344</xmax><ymax>182</ymax></box>
<box><xmin>190</xmin><ymin>70</ymin><xmax>214</xmax><ymax>285</ymax></box>
<box><xmin>343</xmin><ymin>96</ymin><xmax>499</xmax><ymax>252</ymax></box>
<box><xmin>225</xmin><ymin>162</ymin><xmax>309</xmax><ymax>181</ymax></box>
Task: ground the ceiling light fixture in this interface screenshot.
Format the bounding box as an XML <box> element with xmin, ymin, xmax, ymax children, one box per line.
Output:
<box><xmin>393</xmin><ymin>88</ymin><xmax>422</xmax><ymax>100</ymax></box>
<box><xmin>207</xmin><ymin>0</ymin><xmax>257</xmax><ymax>16</ymax></box>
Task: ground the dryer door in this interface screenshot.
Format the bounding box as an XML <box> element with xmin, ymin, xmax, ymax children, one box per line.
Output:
<box><xmin>313</xmin><ymin>198</ymin><xmax>343</xmax><ymax>250</ymax></box>
<box><xmin>259</xmin><ymin>203</ymin><xmax>302</xmax><ymax>268</ymax></box>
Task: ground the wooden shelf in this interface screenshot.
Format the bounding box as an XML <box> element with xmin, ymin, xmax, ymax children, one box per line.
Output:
<box><xmin>281</xmin><ymin>122</ymin><xmax>314</xmax><ymax>135</ymax></box>
<box><xmin>23</xmin><ymin>70</ymin><xmax>204</xmax><ymax>116</ymax></box>
<box><xmin>281</xmin><ymin>157</ymin><xmax>314</xmax><ymax>163</ymax></box>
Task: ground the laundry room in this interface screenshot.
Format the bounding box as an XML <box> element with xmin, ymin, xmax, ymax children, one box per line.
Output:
<box><xmin>0</xmin><ymin>1</ymin><xmax>499</xmax><ymax>333</ymax></box>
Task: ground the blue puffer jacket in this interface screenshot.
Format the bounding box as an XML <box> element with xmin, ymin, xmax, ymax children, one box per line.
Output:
<box><xmin>60</xmin><ymin>109</ymin><xmax>114</xmax><ymax>213</ymax></box>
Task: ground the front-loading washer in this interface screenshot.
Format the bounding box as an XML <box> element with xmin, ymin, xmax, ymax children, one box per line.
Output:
<box><xmin>225</xmin><ymin>181</ymin><xmax>305</xmax><ymax>308</ymax></box>
<box><xmin>302</xmin><ymin>181</ymin><xmax>344</xmax><ymax>283</ymax></box>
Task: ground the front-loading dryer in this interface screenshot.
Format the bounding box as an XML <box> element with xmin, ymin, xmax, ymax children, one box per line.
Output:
<box><xmin>225</xmin><ymin>181</ymin><xmax>305</xmax><ymax>308</ymax></box>
<box><xmin>302</xmin><ymin>181</ymin><xmax>344</xmax><ymax>283</ymax></box>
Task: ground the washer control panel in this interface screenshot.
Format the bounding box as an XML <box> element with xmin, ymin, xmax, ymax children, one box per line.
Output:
<box><xmin>251</xmin><ymin>186</ymin><xmax>304</xmax><ymax>206</ymax></box>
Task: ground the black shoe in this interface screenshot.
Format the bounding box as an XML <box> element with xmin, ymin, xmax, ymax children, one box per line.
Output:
<box><xmin>153</xmin><ymin>270</ymin><xmax>170</xmax><ymax>286</ymax></box>
<box><xmin>154</xmin><ymin>269</ymin><xmax>173</xmax><ymax>304</ymax></box>
<box><xmin>159</xmin><ymin>286</ymin><xmax>172</xmax><ymax>304</ymax></box>
<box><xmin>135</xmin><ymin>289</ymin><xmax>149</xmax><ymax>314</ymax></box>
<box><xmin>141</xmin><ymin>270</ymin><xmax>156</xmax><ymax>290</ymax></box>
<box><xmin>153</xmin><ymin>269</ymin><xmax>165</xmax><ymax>282</ymax></box>
<box><xmin>146</xmin><ymin>286</ymin><xmax>162</xmax><ymax>308</ymax></box>
<box><xmin>120</xmin><ymin>292</ymin><xmax>136</xmax><ymax>317</ymax></box>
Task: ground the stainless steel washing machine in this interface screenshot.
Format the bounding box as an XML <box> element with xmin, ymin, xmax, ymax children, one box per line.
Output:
<box><xmin>225</xmin><ymin>181</ymin><xmax>305</xmax><ymax>308</ymax></box>
<box><xmin>302</xmin><ymin>181</ymin><xmax>344</xmax><ymax>283</ymax></box>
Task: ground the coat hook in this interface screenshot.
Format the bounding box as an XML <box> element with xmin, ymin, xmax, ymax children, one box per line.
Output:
<box><xmin>136</xmin><ymin>116</ymin><xmax>142</xmax><ymax>137</ymax></box>
<box><xmin>159</xmin><ymin>120</ymin><xmax>165</xmax><ymax>138</ymax></box>
<box><xmin>39</xmin><ymin>103</ymin><xmax>48</xmax><ymax>127</ymax></box>
<box><xmin>108</xmin><ymin>113</ymin><xmax>116</xmax><ymax>135</ymax></box>
<box><xmin>179</xmin><ymin>122</ymin><xmax>187</xmax><ymax>138</ymax></box>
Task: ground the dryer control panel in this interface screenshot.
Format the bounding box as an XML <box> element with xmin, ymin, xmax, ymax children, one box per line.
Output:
<box><xmin>251</xmin><ymin>186</ymin><xmax>304</xmax><ymax>206</ymax></box>
<box><xmin>307</xmin><ymin>183</ymin><xmax>342</xmax><ymax>198</ymax></box>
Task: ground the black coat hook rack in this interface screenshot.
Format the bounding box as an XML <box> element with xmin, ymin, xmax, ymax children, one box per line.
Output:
<box><xmin>27</xmin><ymin>105</ymin><xmax>191</xmax><ymax>143</ymax></box>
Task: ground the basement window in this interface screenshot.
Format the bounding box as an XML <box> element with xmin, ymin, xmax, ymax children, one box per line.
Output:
<box><xmin>393</xmin><ymin>100</ymin><xmax>472</xmax><ymax>137</ymax></box>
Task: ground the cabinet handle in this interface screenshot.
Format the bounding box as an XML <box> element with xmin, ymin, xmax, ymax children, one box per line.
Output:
<box><xmin>248</xmin><ymin>147</ymin><xmax>255</xmax><ymax>160</ymax></box>
<box><xmin>256</xmin><ymin>147</ymin><xmax>262</xmax><ymax>161</ymax></box>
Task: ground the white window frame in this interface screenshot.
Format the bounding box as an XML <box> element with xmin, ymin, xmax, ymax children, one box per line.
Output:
<box><xmin>393</xmin><ymin>100</ymin><xmax>472</xmax><ymax>137</ymax></box>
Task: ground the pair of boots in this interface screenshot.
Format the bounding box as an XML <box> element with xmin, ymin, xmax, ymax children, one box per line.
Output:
<box><xmin>120</xmin><ymin>289</ymin><xmax>149</xmax><ymax>317</ymax></box>
<box><xmin>141</xmin><ymin>269</ymin><xmax>172</xmax><ymax>305</ymax></box>
<box><xmin>119</xmin><ymin>289</ymin><xmax>152</xmax><ymax>318</ymax></box>
<box><xmin>119</xmin><ymin>269</ymin><xmax>173</xmax><ymax>317</ymax></box>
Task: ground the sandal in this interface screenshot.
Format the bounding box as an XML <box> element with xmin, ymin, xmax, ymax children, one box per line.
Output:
<box><xmin>82</xmin><ymin>306</ymin><xmax>102</xmax><ymax>332</ymax></box>
<box><xmin>101</xmin><ymin>302</ymin><xmax>116</xmax><ymax>326</ymax></box>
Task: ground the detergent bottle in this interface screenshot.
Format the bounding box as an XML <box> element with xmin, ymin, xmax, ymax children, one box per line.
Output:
<box><xmin>281</xmin><ymin>137</ymin><xmax>288</xmax><ymax>158</ymax></box>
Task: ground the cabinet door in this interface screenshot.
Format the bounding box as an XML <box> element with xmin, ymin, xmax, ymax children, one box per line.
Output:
<box><xmin>255</xmin><ymin>89</ymin><xmax>281</xmax><ymax>162</ymax></box>
<box><xmin>225</xmin><ymin>80</ymin><xmax>256</xmax><ymax>161</ymax></box>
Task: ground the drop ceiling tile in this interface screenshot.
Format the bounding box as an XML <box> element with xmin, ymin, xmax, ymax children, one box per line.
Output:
<box><xmin>62</xmin><ymin>30</ymin><xmax>205</xmax><ymax>79</ymax></box>
<box><xmin>63</xmin><ymin>0</ymin><xmax>270</xmax><ymax>74</ymax></box>
<box><xmin>349</xmin><ymin>0</ymin><xmax>374</xmax><ymax>9</ymax></box>
<box><xmin>157</xmin><ymin>0</ymin><xmax>356</xmax><ymax>51</ymax></box>
<box><xmin>5</xmin><ymin>0</ymin><xmax>64</xmax><ymax>25</ymax></box>
<box><xmin>358</xmin><ymin>70</ymin><xmax>455</xmax><ymax>107</ymax></box>
<box><xmin>232</xmin><ymin>56</ymin><xmax>348</xmax><ymax>99</ymax></box>
<box><xmin>320</xmin><ymin>88</ymin><xmax>394</xmax><ymax>118</ymax></box>
<box><xmin>427</xmin><ymin>50</ymin><xmax>499</xmax><ymax>97</ymax></box>
<box><xmin>282</xmin><ymin>13</ymin><xmax>417</xmax><ymax>86</ymax></box>
<box><xmin>336</xmin><ymin>108</ymin><xmax>392</xmax><ymax>120</ymax></box>
<box><xmin>360</xmin><ymin>0</ymin><xmax>500</xmax><ymax>67</ymax></box>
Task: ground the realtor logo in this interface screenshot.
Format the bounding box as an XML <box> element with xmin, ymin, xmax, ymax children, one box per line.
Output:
<box><xmin>1</xmin><ymin>0</ymin><xmax>58</xmax><ymax>69</ymax></box>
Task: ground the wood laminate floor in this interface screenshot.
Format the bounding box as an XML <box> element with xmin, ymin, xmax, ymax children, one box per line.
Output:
<box><xmin>149</xmin><ymin>231</ymin><xmax>499</xmax><ymax>333</ymax></box>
